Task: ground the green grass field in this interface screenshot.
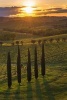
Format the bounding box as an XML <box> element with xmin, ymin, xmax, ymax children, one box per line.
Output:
<box><xmin>0</xmin><ymin>41</ymin><xmax>67</xmax><ymax>100</ymax></box>
<box><xmin>0</xmin><ymin>64</ymin><xmax>67</xmax><ymax>100</ymax></box>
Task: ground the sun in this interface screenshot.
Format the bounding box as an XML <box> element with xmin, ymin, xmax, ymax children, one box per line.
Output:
<box><xmin>21</xmin><ymin>1</ymin><xmax>36</xmax><ymax>16</ymax></box>
<box><xmin>24</xmin><ymin>7</ymin><xmax>33</xmax><ymax>14</ymax></box>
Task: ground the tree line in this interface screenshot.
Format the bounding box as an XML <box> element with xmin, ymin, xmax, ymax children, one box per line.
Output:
<box><xmin>0</xmin><ymin>36</ymin><xmax>67</xmax><ymax>46</ymax></box>
<box><xmin>7</xmin><ymin>44</ymin><xmax>46</xmax><ymax>88</ymax></box>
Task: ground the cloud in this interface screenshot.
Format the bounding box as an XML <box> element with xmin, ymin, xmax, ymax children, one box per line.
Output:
<box><xmin>34</xmin><ymin>9</ymin><xmax>42</xmax><ymax>11</ymax></box>
<box><xmin>35</xmin><ymin>7</ymin><xmax>67</xmax><ymax>16</ymax></box>
<box><xmin>47</xmin><ymin>8</ymin><xmax>62</xmax><ymax>10</ymax></box>
<box><xmin>0</xmin><ymin>6</ymin><xmax>67</xmax><ymax>17</ymax></box>
<box><xmin>46</xmin><ymin>8</ymin><xmax>67</xmax><ymax>14</ymax></box>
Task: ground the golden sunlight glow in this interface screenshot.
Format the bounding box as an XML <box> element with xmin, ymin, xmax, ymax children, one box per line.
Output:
<box><xmin>24</xmin><ymin>7</ymin><xmax>33</xmax><ymax>14</ymax></box>
<box><xmin>21</xmin><ymin>1</ymin><xmax>36</xmax><ymax>16</ymax></box>
<box><xmin>23</xmin><ymin>1</ymin><xmax>35</xmax><ymax>7</ymax></box>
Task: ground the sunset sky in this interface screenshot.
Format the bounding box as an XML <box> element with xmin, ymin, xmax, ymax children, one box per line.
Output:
<box><xmin>0</xmin><ymin>0</ymin><xmax>67</xmax><ymax>17</ymax></box>
<box><xmin>0</xmin><ymin>0</ymin><xmax>67</xmax><ymax>7</ymax></box>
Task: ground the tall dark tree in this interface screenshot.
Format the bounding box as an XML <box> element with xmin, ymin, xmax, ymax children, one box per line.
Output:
<box><xmin>27</xmin><ymin>48</ymin><xmax>31</xmax><ymax>82</ymax></box>
<box><xmin>34</xmin><ymin>46</ymin><xmax>38</xmax><ymax>79</ymax></box>
<box><xmin>41</xmin><ymin>43</ymin><xmax>45</xmax><ymax>77</ymax></box>
<box><xmin>7</xmin><ymin>52</ymin><xmax>12</xmax><ymax>88</ymax></box>
<box><xmin>17</xmin><ymin>45</ymin><xmax>21</xmax><ymax>85</ymax></box>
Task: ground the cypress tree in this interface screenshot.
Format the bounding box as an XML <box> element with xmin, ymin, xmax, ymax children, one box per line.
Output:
<box><xmin>7</xmin><ymin>52</ymin><xmax>12</xmax><ymax>88</ymax></box>
<box><xmin>34</xmin><ymin>46</ymin><xmax>38</xmax><ymax>79</ymax></box>
<box><xmin>41</xmin><ymin>43</ymin><xmax>45</xmax><ymax>77</ymax></box>
<box><xmin>27</xmin><ymin>48</ymin><xmax>31</xmax><ymax>82</ymax></box>
<box><xmin>17</xmin><ymin>45</ymin><xmax>21</xmax><ymax>85</ymax></box>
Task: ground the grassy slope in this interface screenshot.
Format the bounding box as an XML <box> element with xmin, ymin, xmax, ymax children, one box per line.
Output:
<box><xmin>0</xmin><ymin>42</ymin><xmax>67</xmax><ymax>64</ymax></box>
<box><xmin>0</xmin><ymin>42</ymin><xmax>67</xmax><ymax>100</ymax></box>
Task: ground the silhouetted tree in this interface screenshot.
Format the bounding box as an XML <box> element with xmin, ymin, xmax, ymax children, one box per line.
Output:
<box><xmin>27</xmin><ymin>48</ymin><xmax>31</xmax><ymax>82</ymax></box>
<box><xmin>38</xmin><ymin>40</ymin><xmax>41</xmax><ymax>45</ymax></box>
<box><xmin>21</xmin><ymin>41</ymin><xmax>23</xmax><ymax>45</ymax></box>
<box><xmin>56</xmin><ymin>38</ymin><xmax>60</xmax><ymax>43</ymax></box>
<box><xmin>16</xmin><ymin>41</ymin><xmax>19</xmax><ymax>45</ymax></box>
<box><xmin>34</xmin><ymin>46</ymin><xmax>38</xmax><ymax>79</ymax></box>
<box><xmin>31</xmin><ymin>40</ymin><xmax>36</xmax><ymax>44</ymax></box>
<box><xmin>41</xmin><ymin>43</ymin><xmax>45</xmax><ymax>77</ymax></box>
<box><xmin>17</xmin><ymin>45</ymin><xmax>21</xmax><ymax>85</ymax></box>
<box><xmin>7</xmin><ymin>52</ymin><xmax>12</xmax><ymax>88</ymax></box>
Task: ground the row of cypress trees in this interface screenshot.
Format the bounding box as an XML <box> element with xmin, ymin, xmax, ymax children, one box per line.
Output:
<box><xmin>7</xmin><ymin>43</ymin><xmax>45</xmax><ymax>88</ymax></box>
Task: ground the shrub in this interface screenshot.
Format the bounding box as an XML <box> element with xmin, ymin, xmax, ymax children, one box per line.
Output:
<box><xmin>16</xmin><ymin>41</ymin><xmax>19</xmax><ymax>45</ymax></box>
<box><xmin>38</xmin><ymin>40</ymin><xmax>41</xmax><ymax>45</ymax></box>
<box><xmin>31</xmin><ymin>40</ymin><xmax>36</xmax><ymax>44</ymax></box>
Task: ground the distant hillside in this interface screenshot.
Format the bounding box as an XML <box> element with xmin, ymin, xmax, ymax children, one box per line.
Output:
<box><xmin>0</xmin><ymin>16</ymin><xmax>67</xmax><ymax>28</ymax></box>
<box><xmin>0</xmin><ymin>16</ymin><xmax>67</xmax><ymax>38</ymax></box>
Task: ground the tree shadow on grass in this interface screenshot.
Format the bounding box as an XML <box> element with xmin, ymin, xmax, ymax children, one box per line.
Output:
<box><xmin>35</xmin><ymin>80</ymin><xmax>43</xmax><ymax>100</ymax></box>
<box><xmin>27</xmin><ymin>82</ymin><xmax>33</xmax><ymax>100</ymax></box>
<box><xmin>43</xmin><ymin>78</ymin><xmax>55</xmax><ymax>100</ymax></box>
<box><xmin>14</xmin><ymin>85</ymin><xmax>21</xmax><ymax>100</ymax></box>
<box><xmin>4</xmin><ymin>88</ymin><xmax>10</xmax><ymax>100</ymax></box>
